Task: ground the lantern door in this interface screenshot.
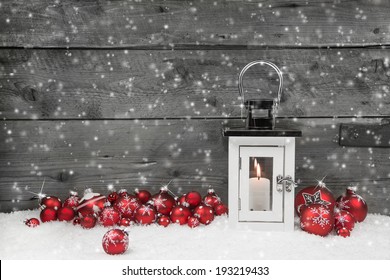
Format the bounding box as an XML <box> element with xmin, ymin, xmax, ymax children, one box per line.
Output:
<box><xmin>239</xmin><ymin>146</ymin><xmax>284</xmax><ymax>222</ymax></box>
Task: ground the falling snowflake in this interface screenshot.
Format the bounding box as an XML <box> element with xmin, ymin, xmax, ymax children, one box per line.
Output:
<box><xmin>310</xmin><ymin>206</ymin><xmax>331</xmax><ymax>228</ymax></box>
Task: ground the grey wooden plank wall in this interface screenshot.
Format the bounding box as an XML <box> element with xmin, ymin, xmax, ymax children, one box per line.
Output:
<box><xmin>0</xmin><ymin>0</ymin><xmax>389</xmax><ymax>214</ymax></box>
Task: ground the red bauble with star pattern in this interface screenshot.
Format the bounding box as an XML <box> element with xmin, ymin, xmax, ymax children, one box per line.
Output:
<box><xmin>57</xmin><ymin>206</ymin><xmax>75</xmax><ymax>222</ymax></box>
<box><xmin>152</xmin><ymin>188</ymin><xmax>176</xmax><ymax>215</ymax></box>
<box><xmin>63</xmin><ymin>191</ymin><xmax>80</xmax><ymax>209</ymax></box>
<box><xmin>214</xmin><ymin>203</ymin><xmax>228</xmax><ymax>216</ymax></box>
<box><xmin>336</xmin><ymin>187</ymin><xmax>368</xmax><ymax>223</ymax></box>
<box><xmin>193</xmin><ymin>204</ymin><xmax>214</xmax><ymax>225</ymax></box>
<box><xmin>295</xmin><ymin>184</ymin><xmax>335</xmax><ymax>216</ymax></box>
<box><xmin>40</xmin><ymin>196</ymin><xmax>62</xmax><ymax>210</ymax></box>
<box><xmin>334</xmin><ymin>209</ymin><xmax>355</xmax><ymax>231</ymax></box>
<box><xmin>185</xmin><ymin>191</ymin><xmax>202</xmax><ymax>208</ymax></box>
<box><xmin>134</xmin><ymin>204</ymin><xmax>157</xmax><ymax>225</ymax></box>
<box><xmin>80</xmin><ymin>214</ymin><xmax>97</xmax><ymax>229</ymax></box>
<box><xmin>203</xmin><ymin>189</ymin><xmax>221</xmax><ymax>208</ymax></box>
<box><xmin>114</xmin><ymin>194</ymin><xmax>141</xmax><ymax>219</ymax></box>
<box><xmin>99</xmin><ymin>205</ymin><xmax>121</xmax><ymax>227</ymax></box>
<box><xmin>336</xmin><ymin>227</ymin><xmax>351</xmax><ymax>238</ymax></box>
<box><xmin>188</xmin><ymin>216</ymin><xmax>200</xmax><ymax>228</ymax></box>
<box><xmin>107</xmin><ymin>191</ymin><xmax>119</xmax><ymax>204</ymax></box>
<box><xmin>102</xmin><ymin>229</ymin><xmax>129</xmax><ymax>255</ymax></box>
<box><xmin>134</xmin><ymin>189</ymin><xmax>152</xmax><ymax>204</ymax></box>
<box><xmin>24</xmin><ymin>218</ymin><xmax>40</xmax><ymax>227</ymax></box>
<box><xmin>300</xmin><ymin>204</ymin><xmax>334</xmax><ymax>237</ymax></box>
<box><xmin>170</xmin><ymin>205</ymin><xmax>192</xmax><ymax>225</ymax></box>
<box><xmin>76</xmin><ymin>189</ymin><xmax>106</xmax><ymax>217</ymax></box>
<box><xmin>157</xmin><ymin>215</ymin><xmax>171</xmax><ymax>227</ymax></box>
<box><xmin>40</xmin><ymin>207</ymin><xmax>57</xmax><ymax>222</ymax></box>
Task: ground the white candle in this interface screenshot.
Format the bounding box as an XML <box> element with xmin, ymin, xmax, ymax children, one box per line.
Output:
<box><xmin>249</xmin><ymin>163</ymin><xmax>270</xmax><ymax>211</ymax></box>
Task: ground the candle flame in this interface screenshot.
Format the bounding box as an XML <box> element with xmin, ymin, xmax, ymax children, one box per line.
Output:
<box><xmin>254</xmin><ymin>158</ymin><xmax>258</xmax><ymax>170</ymax></box>
<box><xmin>257</xmin><ymin>163</ymin><xmax>261</xmax><ymax>180</ymax></box>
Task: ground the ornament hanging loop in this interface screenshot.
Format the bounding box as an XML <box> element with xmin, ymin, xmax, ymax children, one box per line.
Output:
<box><xmin>238</xmin><ymin>60</ymin><xmax>283</xmax><ymax>130</ymax></box>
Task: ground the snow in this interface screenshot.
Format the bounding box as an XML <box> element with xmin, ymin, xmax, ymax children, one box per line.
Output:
<box><xmin>0</xmin><ymin>210</ymin><xmax>389</xmax><ymax>260</ymax></box>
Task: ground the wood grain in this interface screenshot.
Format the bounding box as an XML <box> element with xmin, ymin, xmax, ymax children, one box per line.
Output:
<box><xmin>339</xmin><ymin>121</ymin><xmax>390</xmax><ymax>147</ymax></box>
<box><xmin>0</xmin><ymin>0</ymin><xmax>390</xmax><ymax>48</ymax></box>
<box><xmin>0</xmin><ymin>118</ymin><xmax>389</xmax><ymax>214</ymax></box>
<box><xmin>1</xmin><ymin>48</ymin><xmax>390</xmax><ymax>119</ymax></box>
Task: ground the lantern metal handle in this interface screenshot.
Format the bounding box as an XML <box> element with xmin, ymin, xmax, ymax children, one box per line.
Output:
<box><xmin>238</xmin><ymin>60</ymin><xmax>283</xmax><ymax>112</ymax></box>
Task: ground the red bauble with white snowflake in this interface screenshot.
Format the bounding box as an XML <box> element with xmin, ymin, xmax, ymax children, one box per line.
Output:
<box><xmin>119</xmin><ymin>217</ymin><xmax>132</xmax><ymax>227</ymax></box>
<box><xmin>336</xmin><ymin>227</ymin><xmax>351</xmax><ymax>238</ymax></box>
<box><xmin>185</xmin><ymin>191</ymin><xmax>202</xmax><ymax>208</ymax></box>
<box><xmin>63</xmin><ymin>191</ymin><xmax>80</xmax><ymax>209</ymax></box>
<box><xmin>40</xmin><ymin>196</ymin><xmax>62</xmax><ymax>210</ymax></box>
<box><xmin>99</xmin><ymin>205</ymin><xmax>121</xmax><ymax>227</ymax></box>
<box><xmin>334</xmin><ymin>209</ymin><xmax>355</xmax><ymax>231</ymax></box>
<box><xmin>102</xmin><ymin>229</ymin><xmax>129</xmax><ymax>255</ymax></box>
<box><xmin>188</xmin><ymin>216</ymin><xmax>200</xmax><ymax>228</ymax></box>
<box><xmin>134</xmin><ymin>204</ymin><xmax>157</xmax><ymax>225</ymax></box>
<box><xmin>152</xmin><ymin>187</ymin><xmax>176</xmax><ymax>215</ymax></box>
<box><xmin>134</xmin><ymin>189</ymin><xmax>152</xmax><ymax>204</ymax></box>
<box><xmin>80</xmin><ymin>214</ymin><xmax>97</xmax><ymax>229</ymax></box>
<box><xmin>193</xmin><ymin>204</ymin><xmax>214</xmax><ymax>225</ymax></box>
<box><xmin>40</xmin><ymin>207</ymin><xmax>57</xmax><ymax>223</ymax></box>
<box><xmin>300</xmin><ymin>204</ymin><xmax>334</xmax><ymax>237</ymax></box>
<box><xmin>76</xmin><ymin>189</ymin><xmax>106</xmax><ymax>217</ymax></box>
<box><xmin>57</xmin><ymin>206</ymin><xmax>75</xmax><ymax>222</ymax></box>
<box><xmin>24</xmin><ymin>218</ymin><xmax>40</xmax><ymax>227</ymax></box>
<box><xmin>170</xmin><ymin>205</ymin><xmax>192</xmax><ymax>225</ymax></box>
<box><xmin>114</xmin><ymin>194</ymin><xmax>141</xmax><ymax>219</ymax></box>
<box><xmin>336</xmin><ymin>187</ymin><xmax>368</xmax><ymax>223</ymax></box>
<box><xmin>107</xmin><ymin>191</ymin><xmax>119</xmax><ymax>204</ymax></box>
<box><xmin>157</xmin><ymin>215</ymin><xmax>171</xmax><ymax>227</ymax></box>
<box><xmin>203</xmin><ymin>189</ymin><xmax>221</xmax><ymax>208</ymax></box>
<box><xmin>214</xmin><ymin>203</ymin><xmax>228</xmax><ymax>216</ymax></box>
<box><xmin>295</xmin><ymin>183</ymin><xmax>335</xmax><ymax>216</ymax></box>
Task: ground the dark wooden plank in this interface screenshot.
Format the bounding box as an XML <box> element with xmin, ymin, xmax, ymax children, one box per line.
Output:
<box><xmin>0</xmin><ymin>118</ymin><xmax>389</xmax><ymax>214</ymax></box>
<box><xmin>1</xmin><ymin>48</ymin><xmax>390</xmax><ymax>119</ymax></box>
<box><xmin>0</xmin><ymin>0</ymin><xmax>390</xmax><ymax>48</ymax></box>
<box><xmin>339</xmin><ymin>121</ymin><xmax>390</xmax><ymax>147</ymax></box>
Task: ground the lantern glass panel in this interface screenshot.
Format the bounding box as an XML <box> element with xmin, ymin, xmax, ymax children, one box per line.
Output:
<box><xmin>249</xmin><ymin>157</ymin><xmax>273</xmax><ymax>211</ymax></box>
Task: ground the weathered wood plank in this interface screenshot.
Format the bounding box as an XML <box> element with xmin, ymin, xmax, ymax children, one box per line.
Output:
<box><xmin>1</xmin><ymin>48</ymin><xmax>390</xmax><ymax>119</ymax></box>
<box><xmin>0</xmin><ymin>118</ymin><xmax>389</xmax><ymax>214</ymax></box>
<box><xmin>339</xmin><ymin>121</ymin><xmax>390</xmax><ymax>147</ymax></box>
<box><xmin>0</xmin><ymin>0</ymin><xmax>390</xmax><ymax>48</ymax></box>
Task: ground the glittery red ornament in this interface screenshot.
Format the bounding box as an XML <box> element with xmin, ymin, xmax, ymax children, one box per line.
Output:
<box><xmin>185</xmin><ymin>191</ymin><xmax>202</xmax><ymax>208</ymax></box>
<box><xmin>99</xmin><ymin>205</ymin><xmax>121</xmax><ymax>227</ymax></box>
<box><xmin>134</xmin><ymin>204</ymin><xmax>156</xmax><ymax>225</ymax></box>
<box><xmin>334</xmin><ymin>209</ymin><xmax>355</xmax><ymax>231</ymax></box>
<box><xmin>114</xmin><ymin>194</ymin><xmax>141</xmax><ymax>219</ymax></box>
<box><xmin>157</xmin><ymin>215</ymin><xmax>171</xmax><ymax>227</ymax></box>
<box><xmin>336</xmin><ymin>187</ymin><xmax>368</xmax><ymax>223</ymax></box>
<box><xmin>118</xmin><ymin>189</ymin><xmax>129</xmax><ymax>197</ymax></box>
<box><xmin>76</xmin><ymin>189</ymin><xmax>106</xmax><ymax>217</ymax></box>
<box><xmin>188</xmin><ymin>216</ymin><xmax>200</xmax><ymax>228</ymax></box>
<box><xmin>193</xmin><ymin>204</ymin><xmax>214</xmax><ymax>225</ymax></box>
<box><xmin>214</xmin><ymin>203</ymin><xmax>228</xmax><ymax>216</ymax></box>
<box><xmin>73</xmin><ymin>217</ymin><xmax>81</xmax><ymax>226</ymax></box>
<box><xmin>134</xmin><ymin>189</ymin><xmax>152</xmax><ymax>204</ymax></box>
<box><xmin>177</xmin><ymin>194</ymin><xmax>187</xmax><ymax>205</ymax></box>
<box><xmin>63</xmin><ymin>191</ymin><xmax>80</xmax><ymax>209</ymax></box>
<box><xmin>40</xmin><ymin>208</ymin><xmax>57</xmax><ymax>223</ymax></box>
<box><xmin>336</xmin><ymin>227</ymin><xmax>351</xmax><ymax>238</ymax></box>
<box><xmin>170</xmin><ymin>205</ymin><xmax>191</xmax><ymax>225</ymax></box>
<box><xmin>300</xmin><ymin>204</ymin><xmax>334</xmax><ymax>237</ymax></box>
<box><xmin>80</xmin><ymin>214</ymin><xmax>97</xmax><ymax>229</ymax></box>
<box><xmin>152</xmin><ymin>188</ymin><xmax>176</xmax><ymax>215</ymax></box>
<box><xmin>40</xmin><ymin>196</ymin><xmax>62</xmax><ymax>210</ymax></box>
<box><xmin>295</xmin><ymin>183</ymin><xmax>335</xmax><ymax>216</ymax></box>
<box><xmin>24</xmin><ymin>218</ymin><xmax>40</xmax><ymax>227</ymax></box>
<box><xmin>102</xmin><ymin>229</ymin><xmax>129</xmax><ymax>255</ymax></box>
<box><xmin>119</xmin><ymin>217</ymin><xmax>132</xmax><ymax>227</ymax></box>
<box><xmin>107</xmin><ymin>192</ymin><xmax>119</xmax><ymax>204</ymax></box>
<box><xmin>57</xmin><ymin>206</ymin><xmax>75</xmax><ymax>222</ymax></box>
<box><xmin>203</xmin><ymin>189</ymin><xmax>222</xmax><ymax>208</ymax></box>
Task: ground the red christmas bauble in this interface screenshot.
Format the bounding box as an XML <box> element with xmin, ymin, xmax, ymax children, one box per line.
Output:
<box><xmin>73</xmin><ymin>217</ymin><xmax>81</xmax><ymax>225</ymax></box>
<box><xmin>63</xmin><ymin>191</ymin><xmax>80</xmax><ymax>209</ymax></box>
<box><xmin>334</xmin><ymin>209</ymin><xmax>355</xmax><ymax>231</ymax></box>
<box><xmin>80</xmin><ymin>215</ymin><xmax>97</xmax><ymax>229</ymax></box>
<box><xmin>214</xmin><ymin>203</ymin><xmax>228</xmax><ymax>216</ymax></box>
<box><xmin>336</xmin><ymin>187</ymin><xmax>368</xmax><ymax>223</ymax></box>
<box><xmin>118</xmin><ymin>189</ymin><xmax>129</xmax><ymax>197</ymax></box>
<box><xmin>170</xmin><ymin>205</ymin><xmax>191</xmax><ymax>225</ymax></box>
<box><xmin>40</xmin><ymin>196</ymin><xmax>62</xmax><ymax>210</ymax></box>
<box><xmin>114</xmin><ymin>194</ymin><xmax>141</xmax><ymax>219</ymax></box>
<box><xmin>134</xmin><ymin>189</ymin><xmax>152</xmax><ymax>204</ymax></box>
<box><xmin>188</xmin><ymin>216</ymin><xmax>200</xmax><ymax>228</ymax></box>
<box><xmin>295</xmin><ymin>184</ymin><xmax>335</xmax><ymax>216</ymax></box>
<box><xmin>300</xmin><ymin>204</ymin><xmax>334</xmax><ymax>237</ymax></box>
<box><xmin>99</xmin><ymin>206</ymin><xmax>121</xmax><ymax>227</ymax></box>
<box><xmin>177</xmin><ymin>194</ymin><xmax>187</xmax><ymax>206</ymax></box>
<box><xmin>119</xmin><ymin>217</ymin><xmax>132</xmax><ymax>227</ymax></box>
<box><xmin>134</xmin><ymin>204</ymin><xmax>157</xmax><ymax>225</ymax></box>
<box><xmin>40</xmin><ymin>208</ymin><xmax>57</xmax><ymax>223</ymax></box>
<box><xmin>102</xmin><ymin>229</ymin><xmax>129</xmax><ymax>255</ymax></box>
<box><xmin>152</xmin><ymin>188</ymin><xmax>176</xmax><ymax>215</ymax></box>
<box><xmin>76</xmin><ymin>189</ymin><xmax>106</xmax><ymax>217</ymax></box>
<box><xmin>193</xmin><ymin>204</ymin><xmax>215</xmax><ymax>225</ymax></box>
<box><xmin>57</xmin><ymin>206</ymin><xmax>75</xmax><ymax>222</ymax></box>
<box><xmin>336</xmin><ymin>227</ymin><xmax>351</xmax><ymax>238</ymax></box>
<box><xmin>203</xmin><ymin>189</ymin><xmax>222</xmax><ymax>207</ymax></box>
<box><xmin>107</xmin><ymin>192</ymin><xmax>119</xmax><ymax>204</ymax></box>
<box><xmin>24</xmin><ymin>218</ymin><xmax>40</xmax><ymax>227</ymax></box>
<box><xmin>185</xmin><ymin>191</ymin><xmax>202</xmax><ymax>208</ymax></box>
<box><xmin>157</xmin><ymin>215</ymin><xmax>171</xmax><ymax>227</ymax></box>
